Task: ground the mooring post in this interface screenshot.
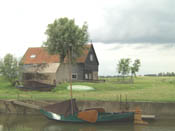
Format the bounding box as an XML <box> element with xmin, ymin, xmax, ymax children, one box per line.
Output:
<box><xmin>125</xmin><ymin>94</ymin><xmax>129</xmax><ymax>110</ymax></box>
<box><xmin>119</xmin><ymin>94</ymin><xmax>122</xmax><ymax>110</ymax></box>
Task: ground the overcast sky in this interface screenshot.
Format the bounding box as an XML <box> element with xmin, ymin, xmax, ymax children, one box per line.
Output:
<box><xmin>0</xmin><ymin>0</ymin><xmax>175</xmax><ymax>76</ymax></box>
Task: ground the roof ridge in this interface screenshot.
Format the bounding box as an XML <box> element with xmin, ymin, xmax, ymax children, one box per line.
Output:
<box><xmin>28</xmin><ymin>47</ymin><xmax>45</xmax><ymax>49</ymax></box>
<box><xmin>28</xmin><ymin>43</ymin><xmax>92</xmax><ymax>48</ymax></box>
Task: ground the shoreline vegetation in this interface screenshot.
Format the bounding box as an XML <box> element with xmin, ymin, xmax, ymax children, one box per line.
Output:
<box><xmin>0</xmin><ymin>76</ymin><xmax>175</xmax><ymax>102</ymax></box>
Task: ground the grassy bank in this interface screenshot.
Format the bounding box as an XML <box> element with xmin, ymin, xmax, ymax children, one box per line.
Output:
<box><xmin>0</xmin><ymin>76</ymin><xmax>175</xmax><ymax>102</ymax></box>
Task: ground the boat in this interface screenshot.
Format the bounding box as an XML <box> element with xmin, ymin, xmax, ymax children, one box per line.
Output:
<box><xmin>16</xmin><ymin>80</ymin><xmax>56</xmax><ymax>91</ymax></box>
<box><xmin>40</xmin><ymin>99</ymin><xmax>135</xmax><ymax>123</ymax></box>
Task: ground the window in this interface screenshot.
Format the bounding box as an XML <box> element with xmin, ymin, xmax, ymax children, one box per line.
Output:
<box><xmin>85</xmin><ymin>73</ymin><xmax>88</xmax><ymax>79</ymax></box>
<box><xmin>72</xmin><ymin>73</ymin><xmax>77</xmax><ymax>80</ymax></box>
<box><xmin>90</xmin><ymin>54</ymin><xmax>93</xmax><ymax>61</ymax></box>
<box><xmin>30</xmin><ymin>54</ymin><xmax>36</xmax><ymax>58</ymax></box>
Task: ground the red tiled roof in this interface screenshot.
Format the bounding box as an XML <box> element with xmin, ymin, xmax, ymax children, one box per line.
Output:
<box><xmin>22</xmin><ymin>44</ymin><xmax>91</xmax><ymax>64</ymax></box>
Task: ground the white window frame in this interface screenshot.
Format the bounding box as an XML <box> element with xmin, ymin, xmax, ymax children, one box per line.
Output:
<box><xmin>90</xmin><ymin>54</ymin><xmax>93</xmax><ymax>61</ymax></box>
<box><xmin>72</xmin><ymin>73</ymin><xmax>77</xmax><ymax>80</ymax></box>
<box><xmin>30</xmin><ymin>54</ymin><xmax>36</xmax><ymax>58</ymax></box>
<box><xmin>85</xmin><ymin>73</ymin><xmax>88</xmax><ymax>80</ymax></box>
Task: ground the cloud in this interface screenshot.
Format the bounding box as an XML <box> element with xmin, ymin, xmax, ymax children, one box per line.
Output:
<box><xmin>93</xmin><ymin>43</ymin><xmax>175</xmax><ymax>76</ymax></box>
<box><xmin>90</xmin><ymin>0</ymin><xmax>175</xmax><ymax>44</ymax></box>
<box><xmin>107</xmin><ymin>44</ymin><xmax>124</xmax><ymax>51</ymax></box>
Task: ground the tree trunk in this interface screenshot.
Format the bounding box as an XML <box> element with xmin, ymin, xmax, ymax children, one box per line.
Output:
<box><xmin>131</xmin><ymin>75</ymin><xmax>134</xmax><ymax>83</ymax></box>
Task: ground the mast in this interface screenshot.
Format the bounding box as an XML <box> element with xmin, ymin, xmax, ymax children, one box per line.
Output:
<box><xmin>68</xmin><ymin>45</ymin><xmax>73</xmax><ymax>115</ymax></box>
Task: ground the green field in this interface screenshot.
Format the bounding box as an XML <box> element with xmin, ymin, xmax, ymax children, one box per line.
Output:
<box><xmin>0</xmin><ymin>76</ymin><xmax>175</xmax><ymax>102</ymax></box>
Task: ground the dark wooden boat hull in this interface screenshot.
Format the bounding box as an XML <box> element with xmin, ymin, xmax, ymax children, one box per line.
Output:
<box><xmin>40</xmin><ymin>109</ymin><xmax>134</xmax><ymax>123</ymax></box>
<box><xmin>17</xmin><ymin>80</ymin><xmax>55</xmax><ymax>91</ymax></box>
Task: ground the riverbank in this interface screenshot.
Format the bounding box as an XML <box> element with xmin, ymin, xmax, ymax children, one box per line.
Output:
<box><xmin>0</xmin><ymin>76</ymin><xmax>175</xmax><ymax>102</ymax></box>
<box><xmin>0</xmin><ymin>100</ymin><xmax>175</xmax><ymax>118</ymax></box>
<box><xmin>1</xmin><ymin>76</ymin><xmax>175</xmax><ymax>117</ymax></box>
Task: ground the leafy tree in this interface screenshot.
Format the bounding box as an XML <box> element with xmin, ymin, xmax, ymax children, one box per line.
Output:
<box><xmin>117</xmin><ymin>58</ymin><xmax>141</xmax><ymax>83</ymax></box>
<box><xmin>0</xmin><ymin>54</ymin><xmax>19</xmax><ymax>86</ymax></box>
<box><xmin>131</xmin><ymin>59</ymin><xmax>141</xmax><ymax>78</ymax></box>
<box><xmin>158</xmin><ymin>72</ymin><xmax>175</xmax><ymax>76</ymax></box>
<box><xmin>158</xmin><ymin>72</ymin><xmax>163</xmax><ymax>76</ymax></box>
<box><xmin>43</xmin><ymin>17</ymin><xmax>89</xmax><ymax>63</ymax></box>
<box><xmin>117</xmin><ymin>58</ymin><xmax>131</xmax><ymax>79</ymax></box>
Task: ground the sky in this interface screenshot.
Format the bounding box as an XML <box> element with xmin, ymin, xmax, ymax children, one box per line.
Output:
<box><xmin>0</xmin><ymin>0</ymin><xmax>175</xmax><ymax>76</ymax></box>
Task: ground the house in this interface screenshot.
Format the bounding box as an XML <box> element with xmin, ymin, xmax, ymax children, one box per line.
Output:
<box><xmin>22</xmin><ymin>44</ymin><xmax>99</xmax><ymax>84</ymax></box>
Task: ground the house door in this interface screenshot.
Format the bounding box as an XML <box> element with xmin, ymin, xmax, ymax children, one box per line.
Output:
<box><xmin>84</xmin><ymin>72</ymin><xmax>92</xmax><ymax>80</ymax></box>
<box><xmin>93</xmin><ymin>71</ymin><xmax>98</xmax><ymax>80</ymax></box>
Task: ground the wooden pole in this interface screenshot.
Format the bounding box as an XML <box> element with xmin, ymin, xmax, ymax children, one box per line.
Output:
<box><xmin>125</xmin><ymin>94</ymin><xmax>128</xmax><ymax>110</ymax></box>
<box><xmin>119</xmin><ymin>94</ymin><xmax>121</xmax><ymax>110</ymax></box>
<box><xmin>69</xmin><ymin>46</ymin><xmax>73</xmax><ymax>115</ymax></box>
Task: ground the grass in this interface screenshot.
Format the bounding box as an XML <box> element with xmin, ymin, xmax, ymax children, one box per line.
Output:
<box><xmin>0</xmin><ymin>76</ymin><xmax>175</xmax><ymax>102</ymax></box>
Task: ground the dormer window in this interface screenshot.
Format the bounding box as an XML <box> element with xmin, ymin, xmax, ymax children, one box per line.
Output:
<box><xmin>30</xmin><ymin>54</ymin><xmax>36</xmax><ymax>58</ymax></box>
<box><xmin>90</xmin><ymin>54</ymin><xmax>93</xmax><ymax>61</ymax></box>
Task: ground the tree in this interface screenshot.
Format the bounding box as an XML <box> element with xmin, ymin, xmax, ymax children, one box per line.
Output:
<box><xmin>117</xmin><ymin>58</ymin><xmax>141</xmax><ymax>82</ymax></box>
<box><xmin>43</xmin><ymin>17</ymin><xmax>89</xmax><ymax>103</ymax></box>
<box><xmin>117</xmin><ymin>58</ymin><xmax>131</xmax><ymax>79</ymax></box>
<box><xmin>43</xmin><ymin>17</ymin><xmax>89</xmax><ymax>63</ymax></box>
<box><xmin>0</xmin><ymin>54</ymin><xmax>19</xmax><ymax>86</ymax></box>
<box><xmin>158</xmin><ymin>72</ymin><xmax>163</xmax><ymax>76</ymax></box>
<box><xmin>131</xmin><ymin>59</ymin><xmax>141</xmax><ymax>78</ymax></box>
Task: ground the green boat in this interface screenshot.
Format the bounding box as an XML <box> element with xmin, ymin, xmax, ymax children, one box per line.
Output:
<box><xmin>40</xmin><ymin>99</ymin><xmax>134</xmax><ymax>123</ymax></box>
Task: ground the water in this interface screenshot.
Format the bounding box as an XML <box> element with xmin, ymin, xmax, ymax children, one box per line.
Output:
<box><xmin>0</xmin><ymin>114</ymin><xmax>175</xmax><ymax>131</ymax></box>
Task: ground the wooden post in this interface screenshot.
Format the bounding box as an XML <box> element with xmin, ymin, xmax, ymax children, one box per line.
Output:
<box><xmin>134</xmin><ymin>107</ymin><xmax>148</xmax><ymax>125</ymax></box>
<box><xmin>125</xmin><ymin>94</ymin><xmax>128</xmax><ymax>110</ymax></box>
<box><xmin>119</xmin><ymin>94</ymin><xmax>122</xmax><ymax>110</ymax></box>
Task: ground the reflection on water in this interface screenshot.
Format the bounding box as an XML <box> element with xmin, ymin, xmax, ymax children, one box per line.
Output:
<box><xmin>43</xmin><ymin>122</ymin><xmax>134</xmax><ymax>131</ymax></box>
<box><xmin>0</xmin><ymin>113</ymin><xmax>175</xmax><ymax>131</ymax></box>
<box><xmin>0</xmin><ymin>125</ymin><xmax>3</xmax><ymax>131</ymax></box>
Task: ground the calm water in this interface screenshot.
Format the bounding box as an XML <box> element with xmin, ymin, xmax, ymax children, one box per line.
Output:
<box><xmin>0</xmin><ymin>114</ymin><xmax>175</xmax><ymax>131</ymax></box>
